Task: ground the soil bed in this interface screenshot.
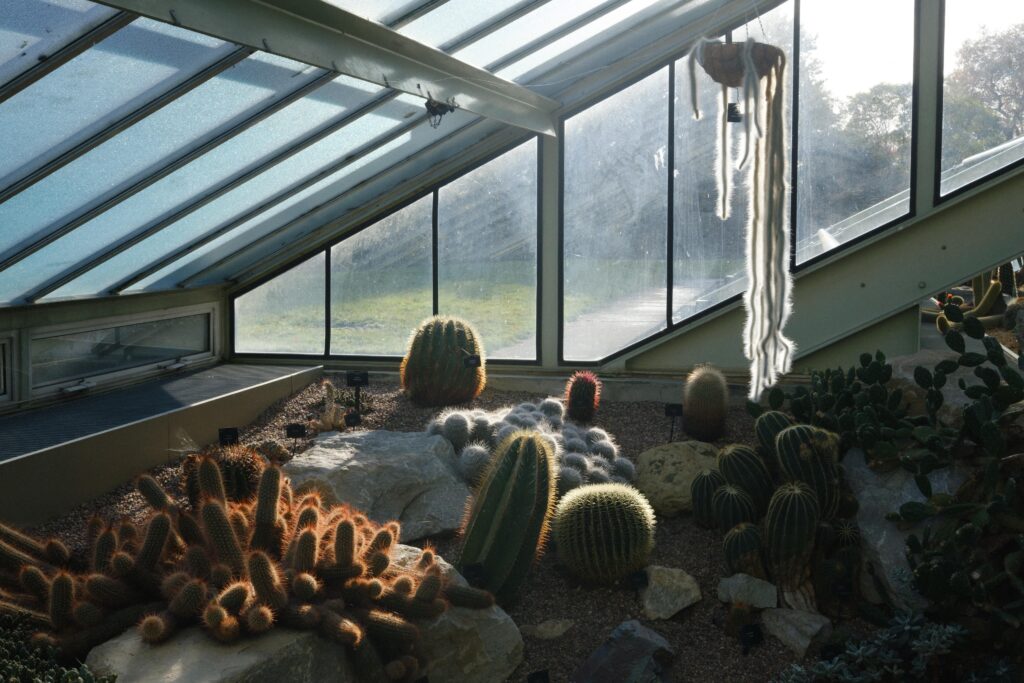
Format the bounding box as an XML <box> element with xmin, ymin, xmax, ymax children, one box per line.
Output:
<box><xmin>31</xmin><ymin>374</ymin><xmax>799</xmax><ymax>682</ymax></box>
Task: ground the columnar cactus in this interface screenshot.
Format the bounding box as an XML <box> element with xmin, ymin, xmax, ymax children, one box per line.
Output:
<box><xmin>764</xmin><ymin>482</ymin><xmax>820</xmax><ymax>611</ymax></box>
<box><xmin>723</xmin><ymin>522</ymin><xmax>767</xmax><ymax>579</ymax></box>
<box><xmin>775</xmin><ymin>425</ymin><xmax>840</xmax><ymax>519</ymax></box>
<box><xmin>717</xmin><ymin>444</ymin><xmax>773</xmax><ymax>515</ymax></box>
<box><xmin>551</xmin><ymin>483</ymin><xmax>656</xmax><ymax>583</ymax></box>
<box><xmin>400</xmin><ymin>315</ymin><xmax>486</xmax><ymax>407</ymax></box>
<box><xmin>711</xmin><ymin>484</ymin><xmax>758</xmax><ymax>531</ymax></box>
<box><xmin>691</xmin><ymin>469</ymin><xmax>727</xmax><ymax>529</ymax></box>
<box><xmin>683</xmin><ymin>364</ymin><xmax>729</xmax><ymax>441</ymax></box>
<box><xmin>456</xmin><ymin>431</ymin><xmax>557</xmax><ymax>603</ymax></box>
<box><xmin>564</xmin><ymin>371</ymin><xmax>601</xmax><ymax>423</ymax></box>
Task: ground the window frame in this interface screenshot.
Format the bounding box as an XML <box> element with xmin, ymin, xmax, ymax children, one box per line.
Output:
<box><xmin>0</xmin><ymin>331</ymin><xmax>14</xmax><ymax>403</ymax></box>
<box><xmin>228</xmin><ymin>136</ymin><xmax>543</xmax><ymax>364</ymax></box>
<box><xmin>27</xmin><ymin>302</ymin><xmax>219</xmax><ymax>398</ymax></box>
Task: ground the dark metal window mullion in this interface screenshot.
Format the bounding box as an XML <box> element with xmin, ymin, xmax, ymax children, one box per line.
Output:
<box><xmin>324</xmin><ymin>247</ymin><xmax>332</xmax><ymax>358</ymax></box>
<box><xmin>666</xmin><ymin>63</ymin><xmax>675</xmax><ymax>330</ymax></box>
<box><xmin>432</xmin><ymin>189</ymin><xmax>440</xmax><ymax>316</ymax></box>
<box><xmin>789</xmin><ymin>0</ymin><xmax>801</xmax><ymax>272</ymax></box>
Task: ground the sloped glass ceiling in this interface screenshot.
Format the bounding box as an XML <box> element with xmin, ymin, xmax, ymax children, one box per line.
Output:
<box><xmin>0</xmin><ymin>0</ymin><xmax>695</xmax><ymax>306</ymax></box>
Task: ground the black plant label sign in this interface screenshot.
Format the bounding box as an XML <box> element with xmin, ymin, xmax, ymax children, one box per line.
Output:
<box><xmin>285</xmin><ymin>423</ymin><xmax>307</xmax><ymax>439</ymax></box>
<box><xmin>464</xmin><ymin>354</ymin><xmax>481</xmax><ymax>369</ymax></box>
<box><xmin>218</xmin><ymin>427</ymin><xmax>239</xmax><ymax>446</ymax></box>
<box><xmin>344</xmin><ymin>412</ymin><xmax>362</xmax><ymax>427</ymax></box>
<box><xmin>526</xmin><ymin>671</ymin><xmax>551</xmax><ymax>683</ymax></box>
<box><xmin>664</xmin><ymin>403</ymin><xmax>684</xmax><ymax>417</ymax></box>
<box><xmin>346</xmin><ymin>370</ymin><xmax>369</xmax><ymax>387</ymax></box>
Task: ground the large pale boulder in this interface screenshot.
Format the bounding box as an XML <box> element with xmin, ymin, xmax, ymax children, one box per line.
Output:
<box><xmin>762</xmin><ymin>609</ymin><xmax>832</xmax><ymax>659</ymax></box>
<box><xmin>86</xmin><ymin>546</ymin><xmax>522</xmax><ymax>683</ymax></box>
<box><xmin>641</xmin><ymin>566</ymin><xmax>702</xmax><ymax>620</ymax></box>
<box><xmin>635</xmin><ymin>441</ymin><xmax>718</xmax><ymax>515</ymax></box>
<box><xmin>717</xmin><ymin>574</ymin><xmax>777</xmax><ymax>609</ymax></box>
<box><xmin>283</xmin><ymin>431</ymin><xmax>469</xmax><ymax>541</ymax></box>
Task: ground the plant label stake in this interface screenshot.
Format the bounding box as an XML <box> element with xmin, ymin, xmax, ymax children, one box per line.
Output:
<box><xmin>664</xmin><ymin>403</ymin><xmax>684</xmax><ymax>441</ymax></box>
<box><xmin>285</xmin><ymin>422</ymin><xmax>306</xmax><ymax>455</ymax></box>
<box><xmin>344</xmin><ymin>409</ymin><xmax>361</xmax><ymax>428</ymax></box>
<box><xmin>346</xmin><ymin>370</ymin><xmax>369</xmax><ymax>414</ymax></box>
<box><xmin>462</xmin><ymin>349</ymin><xmax>482</xmax><ymax>369</ymax></box>
<box><xmin>218</xmin><ymin>427</ymin><xmax>239</xmax><ymax>446</ymax></box>
<box><xmin>740</xmin><ymin>623</ymin><xmax>763</xmax><ymax>654</ymax></box>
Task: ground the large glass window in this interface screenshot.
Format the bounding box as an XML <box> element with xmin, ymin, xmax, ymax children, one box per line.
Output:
<box><xmin>940</xmin><ymin>1</ymin><xmax>1024</xmax><ymax>197</ymax></box>
<box><xmin>795</xmin><ymin>0</ymin><xmax>915</xmax><ymax>264</ymax></box>
<box><xmin>562</xmin><ymin>68</ymin><xmax>669</xmax><ymax>362</ymax></box>
<box><xmin>438</xmin><ymin>141</ymin><xmax>537</xmax><ymax>360</ymax></box>
<box><xmin>329</xmin><ymin>196</ymin><xmax>432</xmax><ymax>356</ymax></box>
<box><xmin>234</xmin><ymin>253</ymin><xmax>325</xmax><ymax>354</ymax></box>
<box><xmin>31</xmin><ymin>313</ymin><xmax>210</xmax><ymax>387</ymax></box>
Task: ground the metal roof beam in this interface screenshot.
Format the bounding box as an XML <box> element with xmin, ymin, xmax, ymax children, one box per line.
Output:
<box><xmin>96</xmin><ymin>0</ymin><xmax>559</xmax><ymax>135</ymax></box>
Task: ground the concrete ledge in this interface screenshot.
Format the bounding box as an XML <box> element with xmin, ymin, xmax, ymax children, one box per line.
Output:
<box><xmin>0</xmin><ymin>365</ymin><xmax>321</xmax><ymax>524</ymax></box>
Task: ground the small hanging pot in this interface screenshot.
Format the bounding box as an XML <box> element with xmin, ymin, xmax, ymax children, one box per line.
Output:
<box><xmin>696</xmin><ymin>41</ymin><xmax>784</xmax><ymax>88</ymax></box>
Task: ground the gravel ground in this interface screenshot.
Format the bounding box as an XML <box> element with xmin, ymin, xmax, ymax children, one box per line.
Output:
<box><xmin>30</xmin><ymin>374</ymin><xmax>799</xmax><ymax>682</ymax></box>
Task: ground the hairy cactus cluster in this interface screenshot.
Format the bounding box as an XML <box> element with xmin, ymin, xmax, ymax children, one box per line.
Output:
<box><xmin>426</xmin><ymin>399</ymin><xmax>636</xmax><ymax>492</ymax></box>
<box><xmin>0</xmin><ymin>460</ymin><xmax>493</xmax><ymax>678</ymax></box>
<box><xmin>182</xmin><ymin>444</ymin><xmax>266</xmax><ymax>509</ymax></box>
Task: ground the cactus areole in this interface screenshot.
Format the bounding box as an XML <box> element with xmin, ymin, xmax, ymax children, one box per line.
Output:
<box><xmin>400</xmin><ymin>315</ymin><xmax>486</xmax><ymax>407</ymax></box>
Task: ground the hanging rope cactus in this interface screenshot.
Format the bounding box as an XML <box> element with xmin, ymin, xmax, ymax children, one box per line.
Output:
<box><xmin>689</xmin><ymin>37</ymin><xmax>794</xmax><ymax>401</ymax></box>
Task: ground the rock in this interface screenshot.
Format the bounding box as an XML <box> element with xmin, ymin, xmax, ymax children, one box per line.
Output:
<box><xmin>521</xmin><ymin>619</ymin><xmax>574</xmax><ymax>640</ymax></box>
<box><xmin>717</xmin><ymin>574</ymin><xmax>777</xmax><ymax>609</ymax></box>
<box><xmin>761</xmin><ymin>608</ymin><xmax>832</xmax><ymax>659</ymax></box>
<box><xmin>844</xmin><ymin>448</ymin><xmax>969</xmax><ymax>612</ymax></box>
<box><xmin>635</xmin><ymin>441</ymin><xmax>718</xmax><ymax>515</ymax></box>
<box><xmin>86</xmin><ymin>626</ymin><xmax>356</xmax><ymax>683</ymax></box>
<box><xmin>641</xmin><ymin>566</ymin><xmax>702</xmax><ymax>619</ymax></box>
<box><xmin>86</xmin><ymin>546</ymin><xmax>522</xmax><ymax>683</ymax></box>
<box><xmin>571</xmin><ymin>620</ymin><xmax>675</xmax><ymax>683</ymax></box>
<box><xmin>283</xmin><ymin>431</ymin><xmax>469</xmax><ymax>541</ymax></box>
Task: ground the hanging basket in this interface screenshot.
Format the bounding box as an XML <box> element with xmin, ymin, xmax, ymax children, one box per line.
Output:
<box><xmin>697</xmin><ymin>41</ymin><xmax>784</xmax><ymax>88</ymax></box>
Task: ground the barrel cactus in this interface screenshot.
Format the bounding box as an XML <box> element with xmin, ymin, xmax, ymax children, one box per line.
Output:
<box><xmin>723</xmin><ymin>522</ymin><xmax>767</xmax><ymax>579</ymax></box>
<box><xmin>712</xmin><ymin>484</ymin><xmax>758</xmax><ymax>531</ymax></box>
<box><xmin>552</xmin><ymin>483</ymin><xmax>656</xmax><ymax>584</ymax></box>
<box><xmin>691</xmin><ymin>469</ymin><xmax>726</xmax><ymax>528</ymax></box>
<box><xmin>764</xmin><ymin>481</ymin><xmax>820</xmax><ymax>611</ymax></box>
<box><xmin>754</xmin><ymin>410</ymin><xmax>793</xmax><ymax>456</ymax></box>
<box><xmin>775</xmin><ymin>425</ymin><xmax>840</xmax><ymax>519</ymax></box>
<box><xmin>564</xmin><ymin>371</ymin><xmax>601</xmax><ymax>423</ymax></box>
<box><xmin>717</xmin><ymin>444</ymin><xmax>773</xmax><ymax>515</ymax></box>
<box><xmin>400</xmin><ymin>316</ymin><xmax>486</xmax><ymax>407</ymax></box>
<box><xmin>683</xmin><ymin>364</ymin><xmax>728</xmax><ymax>441</ymax></box>
<box><xmin>457</xmin><ymin>431</ymin><xmax>557</xmax><ymax>603</ymax></box>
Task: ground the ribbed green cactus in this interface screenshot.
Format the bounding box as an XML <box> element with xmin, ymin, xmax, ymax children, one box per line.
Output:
<box><xmin>456</xmin><ymin>431</ymin><xmax>556</xmax><ymax>603</ymax></box>
<box><xmin>723</xmin><ymin>522</ymin><xmax>767</xmax><ymax>579</ymax></box>
<box><xmin>764</xmin><ymin>482</ymin><xmax>820</xmax><ymax>610</ymax></box>
<box><xmin>712</xmin><ymin>484</ymin><xmax>758</xmax><ymax>531</ymax></box>
<box><xmin>754</xmin><ymin>410</ymin><xmax>793</xmax><ymax>455</ymax></box>
<box><xmin>400</xmin><ymin>316</ymin><xmax>486</xmax><ymax>407</ymax></box>
<box><xmin>775</xmin><ymin>425</ymin><xmax>840</xmax><ymax>519</ymax></box>
<box><xmin>717</xmin><ymin>445</ymin><xmax>773</xmax><ymax>514</ymax></box>
<box><xmin>691</xmin><ymin>469</ymin><xmax>727</xmax><ymax>528</ymax></box>
<box><xmin>683</xmin><ymin>364</ymin><xmax>729</xmax><ymax>441</ymax></box>
<box><xmin>551</xmin><ymin>483</ymin><xmax>656</xmax><ymax>584</ymax></box>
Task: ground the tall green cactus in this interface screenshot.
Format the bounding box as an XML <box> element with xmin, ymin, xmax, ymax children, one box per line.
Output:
<box><xmin>551</xmin><ymin>483</ymin><xmax>656</xmax><ymax>584</ymax></box>
<box><xmin>755</xmin><ymin>410</ymin><xmax>793</xmax><ymax>455</ymax></box>
<box><xmin>717</xmin><ymin>444</ymin><xmax>773</xmax><ymax>514</ymax></box>
<box><xmin>764</xmin><ymin>482</ymin><xmax>820</xmax><ymax>611</ymax></box>
<box><xmin>683</xmin><ymin>364</ymin><xmax>729</xmax><ymax>441</ymax></box>
<box><xmin>775</xmin><ymin>425</ymin><xmax>840</xmax><ymax>519</ymax></box>
<box><xmin>691</xmin><ymin>469</ymin><xmax>726</xmax><ymax>528</ymax></box>
<box><xmin>400</xmin><ymin>316</ymin><xmax>486</xmax><ymax>407</ymax></box>
<box><xmin>723</xmin><ymin>522</ymin><xmax>767</xmax><ymax>579</ymax></box>
<box><xmin>456</xmin><ymin>431</ymin><xmax>556</xmax><ymax>603</ymax></box>
<box><xmin>712</xmin><ymin>484</ymin><xmax>758</xmax><ymax>531</ymax></box>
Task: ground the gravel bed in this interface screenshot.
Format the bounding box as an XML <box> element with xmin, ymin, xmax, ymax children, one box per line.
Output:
<box><xmin>29</xmin><ymin>373</ymin><xmax>798</xmax><ymax>681</ymax></box>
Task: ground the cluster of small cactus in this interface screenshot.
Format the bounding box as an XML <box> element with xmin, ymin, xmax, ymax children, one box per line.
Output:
<box><xmin>400</xmin><ymin>316</ymin><xmax>486</xmax><ymax>407</ymax></box>
<box><xmin>683</xmin><ymin>364</ymin><xmax>729</xmax><ymax>442</ymax></box>
<box><xmin>0</xmin><ymin>614</ymin><xmax>113</xmax><ymax>683</ymax></box>
<box><xmin>426</xmin><ymin>399</ymin><xmax>636</xmax><ymax>492</ymax></box>
<box><xmin>317</xmin><ymin>378</ymin><xmax>372</xmax><ymax>433</ymax></box>
<box><xmin>0</xmin><ymin>459</ymin><xmax>494</xmax><ymax>677</ymax></box>
<box><xmin>182</xmin><ymin>444</ymin><xmax>266</xmax><ymax>509</ymax></box>
<box><xmin>457</xmin><ymin>431</ymin><xmax>557</xmax><ymax>604</ymax></box>
<box><xmin>564</xmin><ymin>371</ymin><xmax>601</xmax><ymax>423</ymax></box>
<box><xmin>692</xmin><ymin>420</ymin><xmax>858</xmax><ymax>613</ymax></box>
<box><xmin>552</xmin><ymin>483</ymin><xmax>656</xmax><ymax>584</ymax></box>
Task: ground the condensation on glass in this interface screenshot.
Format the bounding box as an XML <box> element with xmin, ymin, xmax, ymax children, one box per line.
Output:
<box><xmin>329</xmin><ymin>195</ymin><xmax>432</xmax><ymax>356</ymax></box>
<box><xmin>438</xmin><ymin>140</ymin><xmax>537</xmax><ymax>360</ymax></box>
<box><xmin>31</xmin><ymin>313</ymin><xmax>210</xmax><ymax>387</ymax></box>
<box><xmin>795</xmin><ymin>0</ymin><xmax>913</xmax><ymax>264</ymax></box>
<box><xmin>234</xmin><ymin>253</ymin><xmax>325</xmax><ymax>354</ymax></box>
<box><xmin>562</xmin><ymin>68</ymin><xmax>669</xmax><ymax>362</ymax></box>
<box><xmin>939</xmin><ymin>1</ymin><xmax>1024</xmax><ymax>197</ymax></box>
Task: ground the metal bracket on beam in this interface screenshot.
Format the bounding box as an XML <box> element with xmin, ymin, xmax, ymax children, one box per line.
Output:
<box><xmin>96</xmin><ymin>0</ymin><xmax>560</xmax><ymax>136</ymax></box>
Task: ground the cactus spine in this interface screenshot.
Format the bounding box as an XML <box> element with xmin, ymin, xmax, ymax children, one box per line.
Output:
<box><xmin>690</xmin><ymin>469</ymin><xmax>726</xmax><ymax>529</ymax></box>
<box><xmin>712</xmin><ymin>484</ymin><xmax>758</xmax><ymax>531</ymax></box>
<box><xmin>682</xmin><ymin>364</ymin><xmax>729</xmax><ymax>441</ymax></box>
<box><xmin>717</xmin><ymin>444</ymin><xmax>773</xmax><ymax>514</ymax></box>
<box><xmin>775</xmin><ymin>425</ymin><xmax>840</xmax><ymax>519</ymax></box>
<box><xmin>564</xmin><ymin>371</ymin><xmax>601</xmax><ymax>423</ymax></box>
<box><xmin>400</xmin><ymin>316</ymin><xmax>486</xmax><ymax>407</ymax></box>
<box><xmin>723</xmin><ymin>522</ymin><xmax>767</xmax><ymax>579</ymax></box>
<box><xmin>764</xmin><ymin>482</ymin><xmax>820</xmax><ymax>611</ymax></box>
<box><xmin>551</xmin><ymin>483</ymin><xmax>656</xmax><ymax>583</ymax></box>
<box><xmin>457</xmin><ymin>431</ymin><xmax>556</xmax><ymax>603</ymax></box>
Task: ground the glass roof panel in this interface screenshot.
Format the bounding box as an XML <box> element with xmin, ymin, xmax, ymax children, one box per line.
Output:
<box><xmin>398</xmin><ymin>0</ymin><xmax>524</xmax><ymax>49</ymax></box>
<box><xmin>0</xmin><ymin>0</ymin><xmax>118</xmax><ymax>87</ymax></box>
<box><xmin>0</xmin><ymin>52</ymin><xmax>324</xmax><ymax>259</ymax></box>
<box><xmin>120</xmin><ymin>110</ymin><xmax>477</xmax><ymax>293</ymax></box>
<box><xmin>0</xmin><ymin>18</ymin><xmax>233</xmax><ymax>204</ymax></box>
<box><xmin>325</xmin><ymin>0</ymin><xmax>426</xmax><ymax>24</ymax></box>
